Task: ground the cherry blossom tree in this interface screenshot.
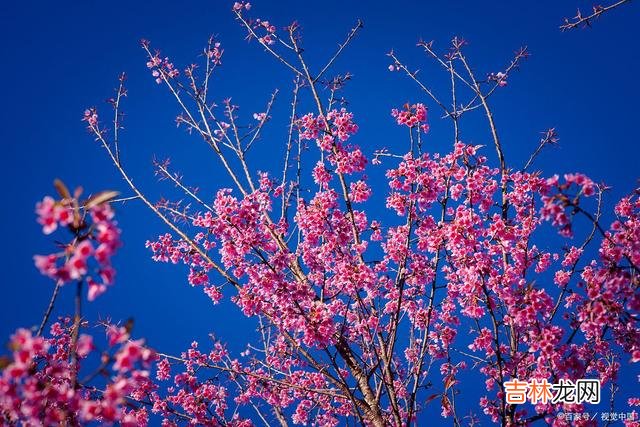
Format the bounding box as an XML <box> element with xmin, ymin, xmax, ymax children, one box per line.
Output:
<box><xmin>2</xmin><ymin>2</ymin><xmax>639</xmax><ymax>426</ymax></box>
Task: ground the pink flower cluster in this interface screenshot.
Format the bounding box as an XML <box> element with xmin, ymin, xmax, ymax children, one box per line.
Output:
<box><xmin>0</xmin><ymin>322</ymin><xmax>154</xmax><ymax>426</ymax></box>
<box><xmin>35</xmin><ymin>195</ymin><xmax>74</xmax><ymax>235</ymax></box>
<box><xmin>296</xmin><ymin>109</ymin><xmax>367</xmax><ymax>180</ymax></box>
<box><xmin>33</xmin><ymin>195</ymin><xmax>121</xmax><ymax>301</ymax></box>
<box><xmin>145</xmin><ymin>52</ymin><xmax>179</xmax><ymax>84</ymax></box>
<box><xmin>253</xmin><ymin>111</ymin><xmax>267</xmax><ymax>121</ymax></box>
<box><xmin>297</xmin><ymin>108</ymin><xmax>359</xmax><ymax>150</ymax></box>
<box><xmin>206</xmin><ymin>40</ymin><xmax>224</xmax><ymax>65</ymax></box>
<box><xmin>297</xmin><ymin>112</ymin><xmax>322</xmax><ymax>140</ymax></box>
<box><xmin>232</xmin><ymin>1</ymin><xmax>251</xmax><ymax>12</ymax></box>
<box><xmin>488</xmin><ymin>71</ymin><xmax>508</xmax><ymax>86</ymax></box>
<box><xmin>82</xmin><ymin>108</ymin><xmax>99</xmax><ymax>129</ymax></box>
<box><xmin>326</xmin><ymin>108</ymin><xmax>359</xmax><ymax>142</ymax></box>
<box><xmin>253</xmin><ymin>18</ymin><xmax>276</xmax><ymax>45</ymax></box>
<box><xmin>391</xmin><ymin>103</ymin><xmax>429</xmax><ymax>132</ymax></box>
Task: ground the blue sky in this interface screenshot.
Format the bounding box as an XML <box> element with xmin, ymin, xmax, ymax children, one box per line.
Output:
<box><xmin>1</xmin><ymin>0</ymin><xmax>639</xmax><ymax>423</ymax></box>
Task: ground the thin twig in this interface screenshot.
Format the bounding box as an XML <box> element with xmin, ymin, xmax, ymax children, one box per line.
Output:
<box><xmin>560</xmin><ymin>0</ymin><xmax>632</xmax><ymax>31</ymax></box>
<box><xmin>37</xmin><ymin>280</ymin><xmax>64</xmax><ymax>336</ymax></box>
<box><xmin>315</xmin><ymin>20</ymin><xmax>364</xmax><ymax>82</ymax></box>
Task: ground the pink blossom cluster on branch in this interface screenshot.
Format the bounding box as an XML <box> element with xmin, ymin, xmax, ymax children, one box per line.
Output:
<box><xmin>0</xmin><ymin>321</ymin><xmax>153</xmax><ymax>425</ymax></box>
<box><xmin>33</xmin><ymin>186</ymin><xmax>121</xmax><ymax>301</ymax></box>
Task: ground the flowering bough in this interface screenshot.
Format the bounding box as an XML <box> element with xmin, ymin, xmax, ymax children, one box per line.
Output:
<box><xmin>34</xmin><ymin>182</ymin><xmax>121</xmax><ymax>304</ymax></box>
<box><xmin>0</xmin><ymin>322</ymin><xmax>158</xmax><ymax>425</ymax></box>
<box><xmin>2</xmin><ymin>3</ymin><xmax>640</xmax><ymax>426</ymax></box>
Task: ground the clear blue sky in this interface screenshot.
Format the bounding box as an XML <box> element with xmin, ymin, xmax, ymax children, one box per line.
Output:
<box><xmin>1</xmin><ymin>0</ymin><xmax>639</xmax><ymax>423</ymax></box>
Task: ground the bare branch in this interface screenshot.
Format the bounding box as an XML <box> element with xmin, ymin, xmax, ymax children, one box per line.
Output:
<box><xmin>560</xmin><ymin>0</ymin><xmax>632</xmax><ymax>31</ymax></box>
<box><xmin>315</xmin><ymin>20</ymin><xmax>364</xmax><ymax>82</ymax></box>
